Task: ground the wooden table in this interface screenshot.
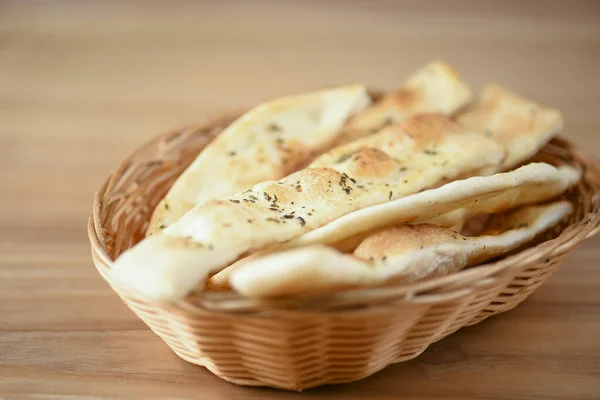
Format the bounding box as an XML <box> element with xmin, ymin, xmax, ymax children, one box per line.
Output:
<box><xmin>1</xmin><ymin>1</ymin><xmax>599</xmax><ymax>399</ymax></box>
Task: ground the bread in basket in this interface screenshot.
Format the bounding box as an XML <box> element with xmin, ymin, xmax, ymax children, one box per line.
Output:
<box><xmin>88</xmin><ymin>62</ymin><xmax>600</xmax><ymax>390</ymax></box>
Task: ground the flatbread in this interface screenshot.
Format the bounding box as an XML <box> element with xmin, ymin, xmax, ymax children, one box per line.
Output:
<box><xmin>229</xmin><ymin>201</ymin><xmax>573</xmax><ymax>297</ymax></box>
<box><xmin>209</xmin><ymin>85</ymin><xmax>564</xmax><ymax>287</ymax></box>
<box><xmin>457</xmin><ymin>84</ymin><xmax>563</xmax><ymax>170</ymax></box>
<box><xmin>414</xmin><ymin>84</ymin><xmax>564</xmax><ymax>233</ymax></box>
<box><xmin>417</xmin><ymin>161</ymin><xmax>581</xmax><ymax>234</ymax></box>
<box><xmin>148</xmin><ymin>61</ymin><xmax>472</xmax><ymax>236</ymax></box>
<box><xmin>282</xmin><ymin>164</ymin><xmax>579</xmax><ymax>250</ymax></box>
<box><xmin>292</xmin><ymin>84</ymin><xmax>564</xmax><ymax>242</ymax></box>
<box><xmin>207</xmin><ymin>163</ymin><xmax>579</xmax><ymax>289</ymax></box>
<box><xmin>146</xmin><ymin>84</ymin><xmax>371</xmax><ymax>236</ymax></box>
<box><xmin>112</xmin><ymin>114</ymin><xmax>504</xmax><ymax>302</ymax></box>
<box><xmin>336</xmin><ymin>61</ymin><xmax>472</xmax><ymax>144</ymax></box>
<box><xmin>355</xmin><ymin>201</ymin><xmax>573</xmax><ymax>277</ymax></box>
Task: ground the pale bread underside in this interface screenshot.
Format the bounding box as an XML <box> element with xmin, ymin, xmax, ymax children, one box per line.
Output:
<box><xmin>418</xmin><ymin>161</ymin><xmax>581</xmax><ymax>235</ymax></box>
<box><xmin>229</xmin><ymin>201</ymin><xmax>573</xmax><ymax>298</ymax></box>
<box><xmin>112</xmin><ymin>114</ymin><xmax>504</xmax><ymax>302</ymax></box>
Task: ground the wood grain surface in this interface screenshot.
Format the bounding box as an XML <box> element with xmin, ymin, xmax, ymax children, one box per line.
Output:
<box><xmin>1</xmin><ymin>1</ymin><xmax>600</xmax><ymax>399</ymax></box>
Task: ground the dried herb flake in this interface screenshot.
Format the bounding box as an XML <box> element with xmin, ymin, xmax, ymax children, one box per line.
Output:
<box><xmin>268</xmin><ymin>122</ymin><xmax>282</xmax><ymax>132</ymax></box>
<box><xmin>335</xmin><ymin>153</ymin><xmax>353</xmax><ymax>164</ymax></box>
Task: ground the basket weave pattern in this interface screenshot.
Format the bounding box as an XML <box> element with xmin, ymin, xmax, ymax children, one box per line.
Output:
<box><xmin>89</xmin><ymin>113</ymin><xmax>600</xmax><ymax>390</ymax></box>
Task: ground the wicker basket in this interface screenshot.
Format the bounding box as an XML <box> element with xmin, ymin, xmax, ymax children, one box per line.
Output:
<box><xmin>88</xmin><ymin>111</ymin><xmax>600</xmax><ymax>391</ymax></box>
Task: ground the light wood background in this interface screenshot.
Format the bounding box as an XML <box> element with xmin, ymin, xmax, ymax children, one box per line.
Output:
<box><xmin>1</xmin><ymin>1</ymin><xmax>600</xmax><ymax>399</ymax></box>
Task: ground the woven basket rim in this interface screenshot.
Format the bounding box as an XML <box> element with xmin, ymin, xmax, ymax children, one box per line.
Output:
<box><xmin>88</xmin><ymin>112</ymin><xmax>600</xmax><ymax>312</ymax></box>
